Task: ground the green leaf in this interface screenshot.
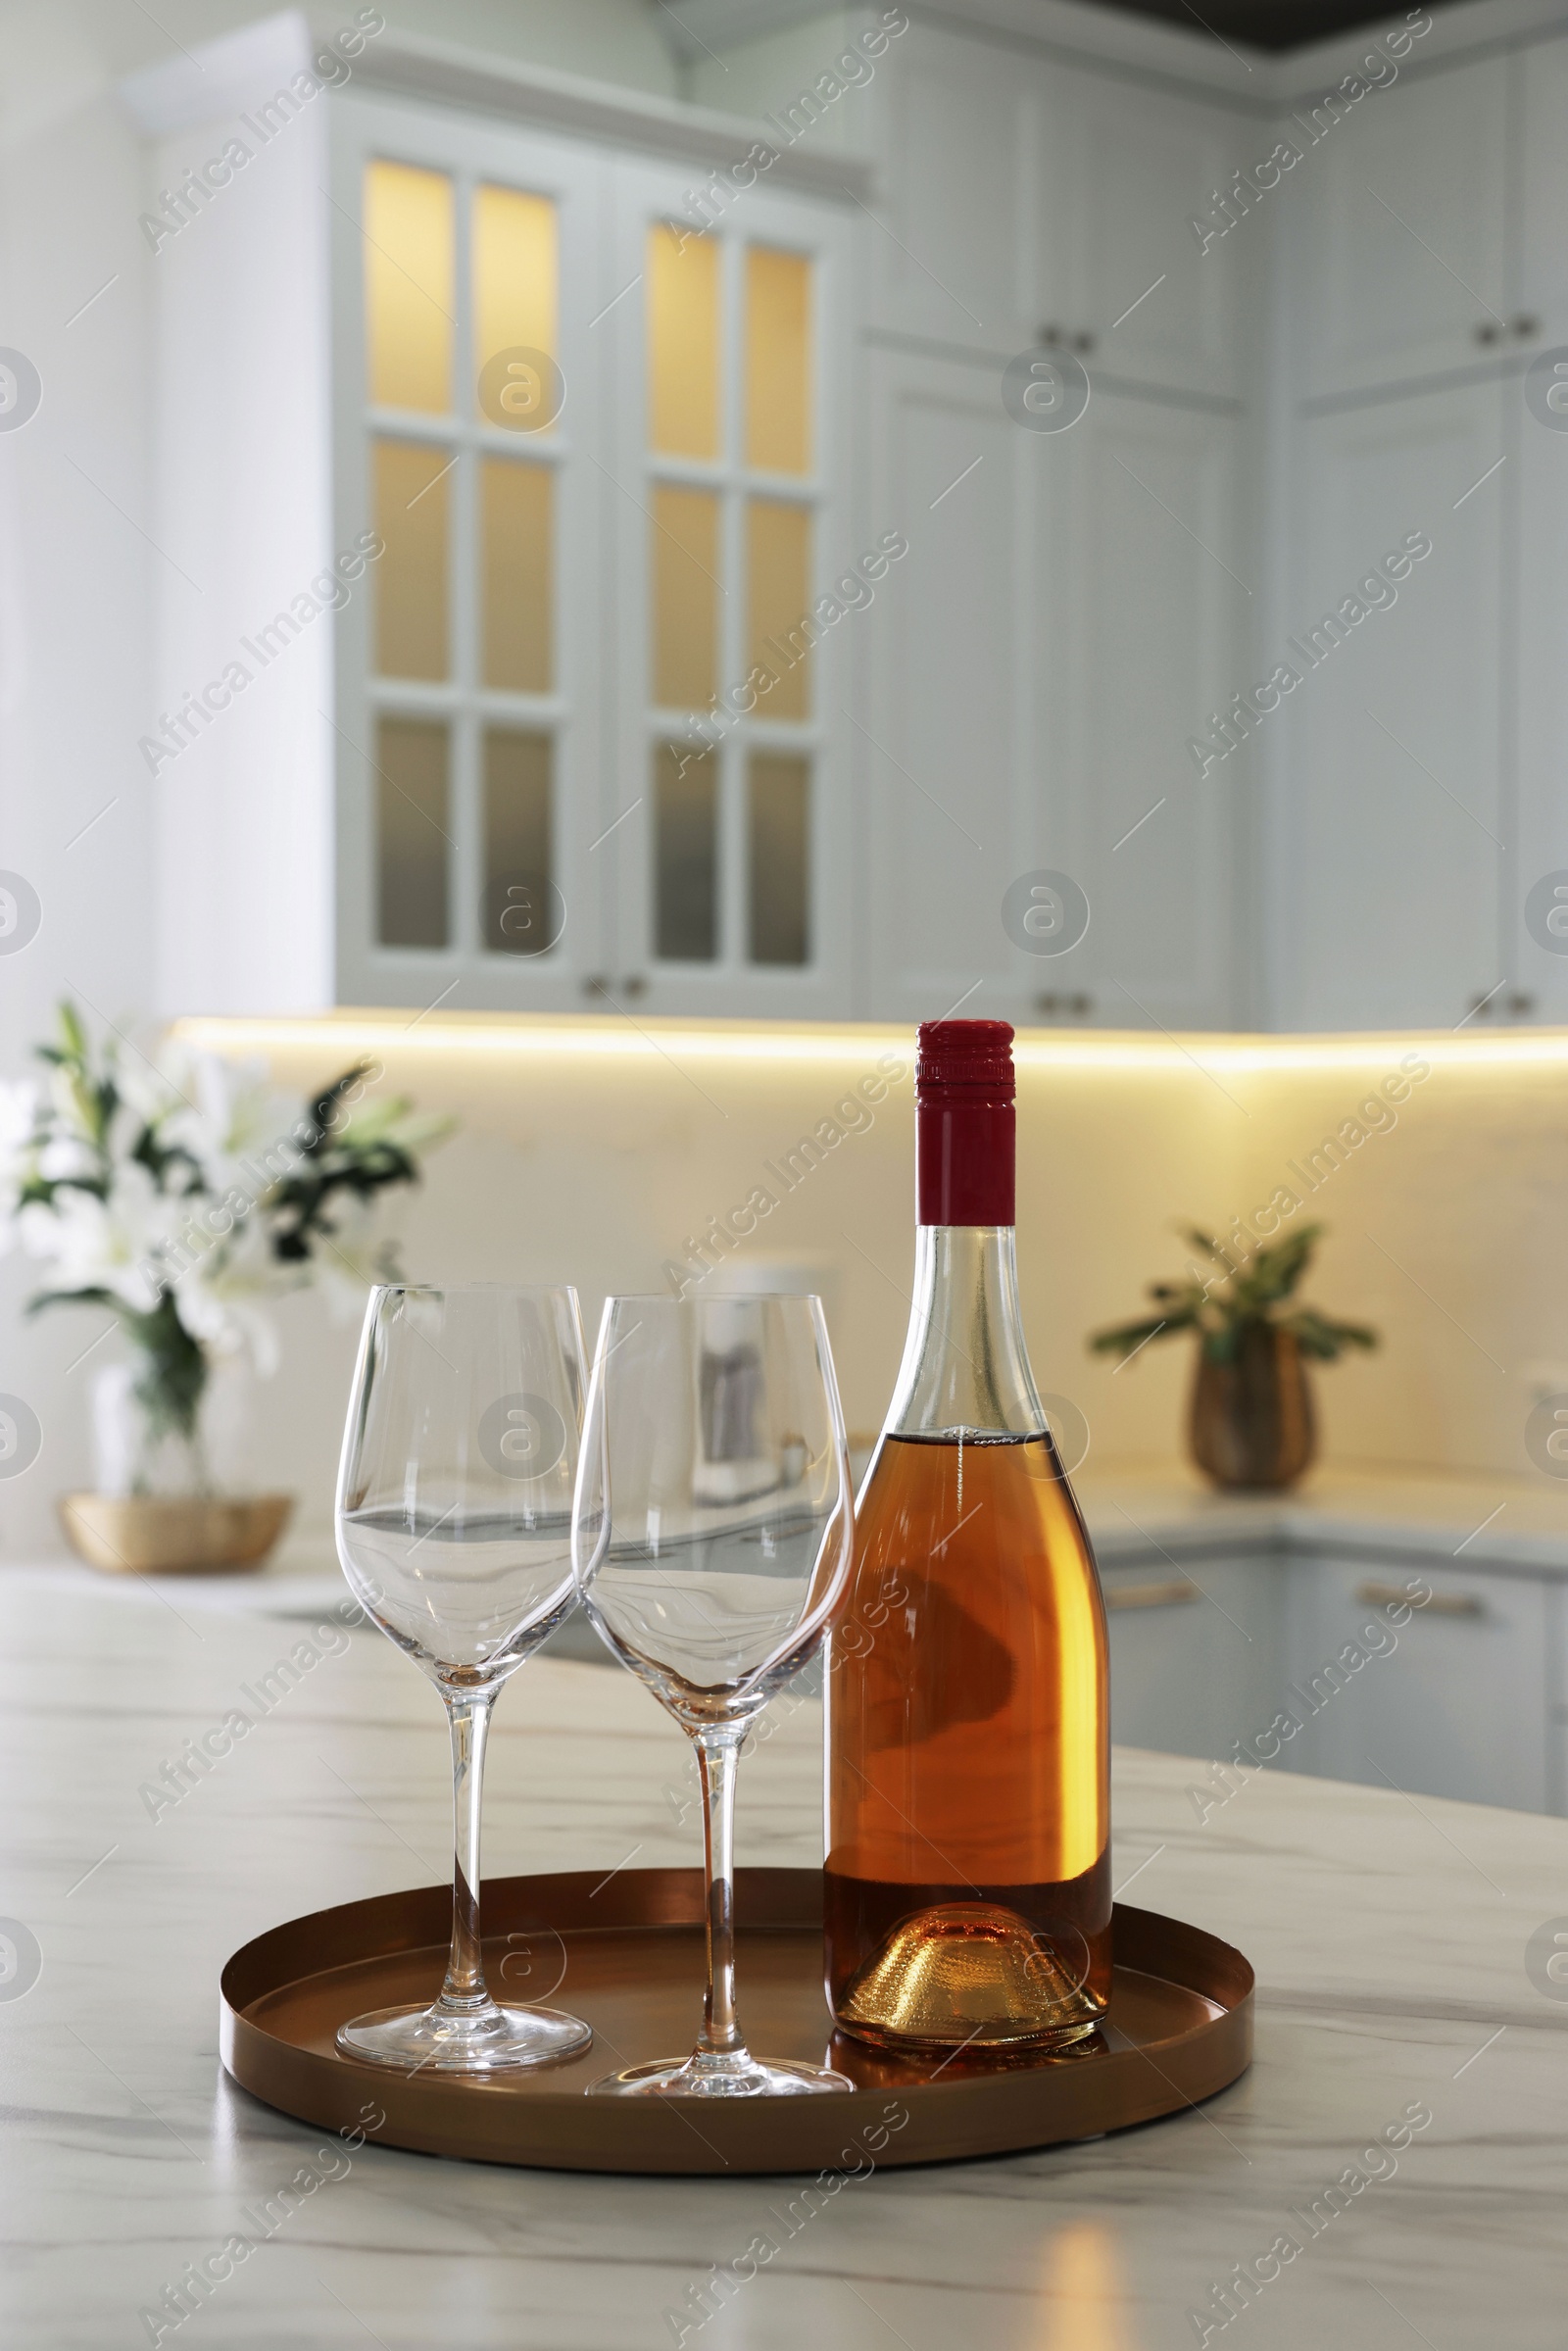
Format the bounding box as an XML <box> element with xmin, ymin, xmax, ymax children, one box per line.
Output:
<box><xmin>1088</xmin><ymin>1310</ymin><xmax>1192</xmax><ymax>1357</ymax></box>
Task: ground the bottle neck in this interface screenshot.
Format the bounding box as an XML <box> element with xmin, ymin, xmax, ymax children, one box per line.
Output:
<box><xmin>884</xmin><ymin>1226</ymin><xmax>1048</xmax><ymax>1440</ymax></box>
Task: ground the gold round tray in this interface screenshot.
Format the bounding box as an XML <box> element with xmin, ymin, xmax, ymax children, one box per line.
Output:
<box><xmin>220</xmin><ymin>1869</ymin><xmax>1252</xmax><ymax>2175</ymax></box>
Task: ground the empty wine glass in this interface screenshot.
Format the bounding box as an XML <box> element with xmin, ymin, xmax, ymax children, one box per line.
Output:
<box><xmin>572</xmin><ymin>1293</ymin><xmax>856</xmax><ymax>2096</ymax></box>
<box><xmin>334</xmin><ymin>1284</ymin><xmax>593</xmax><ymax>2074</ymax></box>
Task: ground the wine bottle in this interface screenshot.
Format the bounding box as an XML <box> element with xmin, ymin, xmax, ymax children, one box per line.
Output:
<box><xmin>824</xmin><ymin>1018</ymin><xmax>1110</xmax><ymax>2050</ymax></box>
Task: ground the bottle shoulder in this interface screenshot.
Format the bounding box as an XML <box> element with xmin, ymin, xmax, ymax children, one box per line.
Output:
<box><xmin>851</xmin><ymin>1432</ymin><xmax>1100</xmax><ymax>1587</ymax></box>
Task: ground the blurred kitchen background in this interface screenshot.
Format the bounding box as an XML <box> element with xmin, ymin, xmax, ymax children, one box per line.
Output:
<box><xmin>5</xmin><ymin>0</ymin><xmax>1568</xmax><ymax>1814</ymax></box>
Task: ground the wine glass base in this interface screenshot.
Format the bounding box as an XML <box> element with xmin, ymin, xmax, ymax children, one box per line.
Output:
<box><xmin>589</xmin><ymin>2051</ymin><xmax>854</xmax><ymax>2098</ymax></box>
<box><xmin>337</xmin><ymin>1998</ymin><xmax>591</xmax><ymax>2075</ymax></box>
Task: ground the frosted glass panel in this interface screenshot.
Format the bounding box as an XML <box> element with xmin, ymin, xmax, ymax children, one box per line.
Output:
<box><xmin>473</xmin><ymin>184</ymin><xmax>557</xmax><ymax>398</ymax></box>
<box><xmin>481</xmin><ymin>459</ymin><xmax>552</xmax><ymax>692</ymax></box>
<box><xmin>648</xmin><ymin>225</ymin><xmax>720</xmax><ymax>459</ymax></box>
<box><xmin>376</xmin><ymin>717</ymin><xmax>450</xmax><ymax>948</ymax></box>
<box><xmin>655</xmin><ymin>742</ymin><xmax>717</xmax><ymax>960</ymax></box>
<box><xmin>653</xmin><ymin>485</ymin><xmax>719</xmax><ymax>710</ymax></box>
<box><xmin>483</xmin><ymin>729</ymin><xmax>554</xmax><ymax>955</ymax></box>
<box><xmin>746</xmin><ymin>247</ymin><xmax>811</xmax><ymax>474</ymax></box>
<box><xmin>748</xmin><ymin>754</ymin><xmax>810</xmax><ymax>966</ymax></box>
<box><xmin>365</xmin><ymin>162</ymin><xmax>453</xmax><ymax>414</ymax></box>
<box><xmin>374</xmin><ymin>440</ymin><xmax>451</xmax><ymax>679</ymax></box>
<box><xmin>747</xmin><ymin>500</ymin><xmax>810</xmax><ymax>719</ymax></box>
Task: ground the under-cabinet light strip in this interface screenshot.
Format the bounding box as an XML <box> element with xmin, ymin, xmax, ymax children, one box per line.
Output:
<box><xmin>172</xmin><ymin>1014</ymin><xmax>1568</xmax><ymax>1077</ymax></box>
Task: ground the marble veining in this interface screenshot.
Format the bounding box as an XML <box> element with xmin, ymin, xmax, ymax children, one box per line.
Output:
<box><xmin>0</xmin><ymin>1569</ymin><xmax>1564</xmax><ymax>2348</ymax></box>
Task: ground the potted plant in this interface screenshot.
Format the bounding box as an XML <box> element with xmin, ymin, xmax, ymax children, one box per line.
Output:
<box><xmin>0</xmin><ymin>1004</ymin><xmax>449</xmax><ymax>1571</ymax></box>
<box><xmin>1089</xmin><ymin>1223</ymin><xmax>1378</xmax><ymax>1491</ymax></box>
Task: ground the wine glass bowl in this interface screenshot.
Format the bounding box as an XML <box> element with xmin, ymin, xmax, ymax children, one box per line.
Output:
<box><xmin>573</xmin><ymin>1293</ymin><xmax>856</xmax><ymax>2096</ymax></box>
<box><xmin>333</xmin><ymin>1284</ymin><xmax>594</xmax><ymax>2075</ymax></box>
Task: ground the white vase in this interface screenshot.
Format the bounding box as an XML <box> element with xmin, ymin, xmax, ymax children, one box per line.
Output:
<box><xmin>89</xmin><ymin>1355</ymin><xmax>254</xmax><ymax>1497</ymax></box>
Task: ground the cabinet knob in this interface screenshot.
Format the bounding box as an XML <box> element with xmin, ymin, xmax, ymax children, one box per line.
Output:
<box><xmin>1474</xmin><ymin>320</ymin><xmax>1503</xmax><ymax>345</ymax></box>
<box><xmin>1508</xmin><ymin>990</ymin><xmax>1537</xmax><ymax>1018</ymax></box>
<box><xmin>1036</xmin><ymin>324</ymin><xmax>1095</xmax><ymax>356</ymax></box>
<box><xmin>582</xmin><ymin>974</ymin><xmax>610</xmax><ymax>998</ymax></box>
<box><xmin>620</xmin><ymin>975</ymin><xmax>648</xmax><ymax>1000</ymax></box>
<box><xmin>1512</xmin><ymin>314</ymin><xmax>1543</xmax><ymax>340</ymax></box>
<box><xmin>1465</xmin><ymin>989</ymin><xmax>1496</xmax><ymax>1017</ymax></box>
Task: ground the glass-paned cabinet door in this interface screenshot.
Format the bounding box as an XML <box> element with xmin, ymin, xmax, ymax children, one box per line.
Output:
<box><xmin>603</xmin><ymin>160</ymin><xmax>855</xmax><ymax>1019</ymax></box>
<box><xmin>328</xmin><ymin>96</ymin><xmax>611</xmax><ymax>1010</ymax></box>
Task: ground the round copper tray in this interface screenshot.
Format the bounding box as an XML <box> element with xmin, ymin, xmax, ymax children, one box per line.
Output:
<box><xmin>220</xmin><ymin>1868</ymin><xmax>1252</xmax><ymax>2175</ymax></box>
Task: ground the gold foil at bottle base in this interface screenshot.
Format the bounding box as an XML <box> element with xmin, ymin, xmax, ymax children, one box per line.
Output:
<box><xmin>836</xmin><ymin>1902</ymin><xmax>1102</xmax><ymax>2048</ymax></box>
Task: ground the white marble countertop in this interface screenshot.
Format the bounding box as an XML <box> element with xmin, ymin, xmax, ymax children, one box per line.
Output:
<box><xmin>55</xmin><ymin>1460</ymin><xmax>1564</xmax><ymax>1620</ymax></box>
<box><xmin>6</xmin><ymin>1560</ymin><xmax>1560</xmax><ymax>2351</ymax></box>
<box><xmin>1078</xmin><ymin>1462</ymin><xmax>1568</xmax><ymax>1573</ymax></box>
<box><xmin>5</xmin><ymin>1565</ymin><xmax>1567</xmax><ymax>2348</ymax></box>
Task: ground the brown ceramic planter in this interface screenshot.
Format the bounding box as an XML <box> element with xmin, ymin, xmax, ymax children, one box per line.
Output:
<box><xmin>58</xmin><ymin>1493</ymin><xmax>293</xmax><ymax>1575</ymax></box>
<box><xmin>1189</xmin><ymin>1326</ymin><xmax>1314</xmax><ymax>1492</ymax></box>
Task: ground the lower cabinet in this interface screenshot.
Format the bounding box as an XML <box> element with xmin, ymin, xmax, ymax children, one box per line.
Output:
<box><xmin>1280</xmin><ymin>1553</ymin><xmax>1553</xmax><ymax>1816</ymax></box>
<box><xmin>1102</xmin><ymin>1541</ymin><xmax>1561</xmax><ymax>1815</ymax></box>
<box><xmin>1102</xmin><ymin>1552</ymin><xmax>1282</xmax><ymax>1765</ymax></box>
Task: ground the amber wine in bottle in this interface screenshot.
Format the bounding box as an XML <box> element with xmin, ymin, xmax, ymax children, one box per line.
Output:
<box><xmin>824</xmin><ymin>1020</ymin><xmax>1110</xmax><ymax>2049</ymax></box>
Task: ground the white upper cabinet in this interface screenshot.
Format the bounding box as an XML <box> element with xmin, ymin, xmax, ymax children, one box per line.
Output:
<box><xmin>862</xmin><ymin>349</ymin><xmax>1243</xmax><ymax>1029</ymax></box>
<box><xmin>861</xmin><ymin>348</ymin><xmax>1040</xmax><ymax>1024</ymax></box>
<box><xmin>1044</xmin><ymin>63</ymin><xmax>1249</xmax><ymax>402</ymax></box>
<box><xmin>868</xmin><ymin>22</ymin><xmax>1045</xmax><ymax>351</ymax></box>
<box><xmin>1270</xmin><ymin>378</ymin><xmax>1507</xmax><ymax>1030</ymax></box>
<box><xmin>1052</xmin><ymin>390</ymin><xmax>1246</xmax><ymax>1029</ymax></box>
<box><xmin>1285</xmin><ymin>53</ymin><xmax>1511</xmax><ymax>399</ymax></box>
<box><xmin>1517</xmin><ymin>35</ymin><xmax>1568</xmax><ymax>348</ymax></box>
<box><xmin>600</xmin><ymin>159</ymin><xmax>856</xmax><ymax>1020</ymax></box>
<box><xmin>1511</xmin><ymin>365</ymin><xmax>1568</xmax><ymax>1023</ymax></box>
<box><xmin>864</xmin><ymin>22</ymin><xmax>1243</xmax><ymax>398</ymax></box>
<box><xmin>327</xmin><ymin>98</ymin><xmax>614</xmax><ymax>1017</ymax></box>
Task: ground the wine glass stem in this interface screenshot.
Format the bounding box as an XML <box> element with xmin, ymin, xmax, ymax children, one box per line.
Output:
<box><xmin>694</xmin><ymin>1732</ymin><xmax>746</xmax><ymax>2058</ymax></box>
<box><xmin>440</xmin><ymin>1690</ymin><xmax>496</xmax><ymax>2011</ymax></box>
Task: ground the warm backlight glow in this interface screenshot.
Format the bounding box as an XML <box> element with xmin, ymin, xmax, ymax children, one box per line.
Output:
<box><xmin>648</xmin><ymin>224</ymin><xmax>720</xmax><ymax>459</ymax></box>
<box><xmin>365</xmin><ymin>160</ymin><xmax>453</xmax><ymax>414</ymax></box>
<box><xmin>171</xmin><ymin>1015</ymin><xmax>1568</xmax><ymax>1076</ymax></box>
<box><xmin>472</xmin><ymin>184</ymin><xmax>557</xmax><ymax>389</ymax></box>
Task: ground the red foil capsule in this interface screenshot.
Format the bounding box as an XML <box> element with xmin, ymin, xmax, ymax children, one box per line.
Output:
<box><xmin>915</xmin><ymin>1019</ymin><xmax>1016</xmax><ymax>1227</ymax></box>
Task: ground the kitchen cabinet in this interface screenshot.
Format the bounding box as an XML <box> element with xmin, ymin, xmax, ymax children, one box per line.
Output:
<box><xmin>1050</xmin><ymin>386</ymin><xmax>1246</xmax><ymax>1029</ymax></box>
<box><xmin>862</xmin><ymin>347</ymin><xmax>1245</xmax><ymax>1028</ymax></box>
<box><xmin>867</xmin><ymin>22</ymin><xmax>1244</xmax><ymax>398</ymax></box>
<box><xmin>1288</xmin><ymin>52</ymin><xmax>1512</xmax><ymax>400</ymax></box>
<box><xmin>1511</xmin><ymin>367</ymin><xmax>1568</xmax><ymax>1022</ymax></box>
<box><xmin>1518</xmin><ymin>35</ymin><xmax>1568</xmax><ymax>351</ymax></box>
<box><xmin>1269</xmin><ymin>376</ymin><xmax>1507</xmax><ymax>1029</ymax></box>
<box><xmin>868</xmin><ymin>20</ymin><xmax>1044</xmax><ymax>353</ymax></box>
<box><xmin>1044</xmin><ymin>62</ymin><xmax>1247</xmax><ymax>403</ymax></box>
<box><xmin>139</xmin><ymin>7</ymin><xmax>1568</xmax><ymax>1033</ymax></box>
<box><xmin>1102</xmin><ymin>1552</ymin><xmax>1282</xmax><ymax>1763</ymax></box>
<box><xmin>1281</xmin><ymin>1554</ymin><xmax>1553</xmax><ymax>1814</ymax></box>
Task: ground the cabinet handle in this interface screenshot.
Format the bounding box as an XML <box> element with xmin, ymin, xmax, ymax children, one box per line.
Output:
<box><xmin>1354</xmin><ymin>1581</ymin><xmax>1485</xmax><ymax>1618</ymax></box>
<box><xmin>1512</xmin><ymin>314</ymin><xmax>1542</xmax><ymax>339</ymax></box>
<box><xmin>1035</xmin><ymin>992</ymin><xmax>1095</xmax><ymax>1018</ymax></box>
<box><xmin>1105</xmin><ymin>1578</ymin><xmax>1200</xmax><ymax>1612</ymax></box>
